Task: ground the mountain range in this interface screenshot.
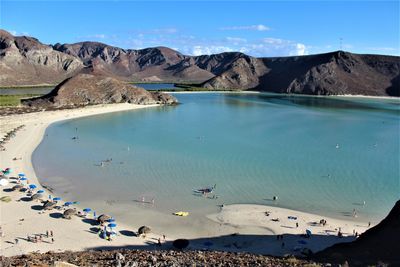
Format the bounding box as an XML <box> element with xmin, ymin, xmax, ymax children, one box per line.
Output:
<box><xmin>1</xmin><ymin>29</ymin><xmax>399</xmax><ymax>96</ymax></box>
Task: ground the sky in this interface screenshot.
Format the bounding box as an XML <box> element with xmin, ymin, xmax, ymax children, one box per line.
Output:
<box><xmin>1</xmin><ymin>0</ymin><xmax>399</xmax><ymax>57</ymax></box>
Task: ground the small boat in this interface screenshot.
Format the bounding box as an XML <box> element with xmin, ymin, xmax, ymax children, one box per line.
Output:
<box><xmin>193</xmin><ymin>184</ymin><xmax>216</xmax><ymax>194</ymax></box>
<box><xmin>173</xmin><ymin>211</ymin><xmax>189</xmax><ymax>217</ymax></box>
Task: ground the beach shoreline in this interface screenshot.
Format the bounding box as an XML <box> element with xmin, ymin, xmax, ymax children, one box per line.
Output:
<box><xmin>1</xmin><ymin>103</ymin><xmax>375</xmax><ymax>257</ymax></box>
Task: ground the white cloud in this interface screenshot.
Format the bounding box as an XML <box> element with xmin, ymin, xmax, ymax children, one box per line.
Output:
<box><xmin>366</xmin><ymin>47</ymin><xmax>397</xmax><ymax>52</ymax></box>
<box><xmin>225</xmin><ymin>37</ymin><xmax>247</xmax><ymax>45</ymax></box>
<box><xmin>7</xmin><ymin>30</ymin><xmax>29</xmax><ymax>36</ymax></box>
<box><xmin>151</xmin><ymin>28</ymin><xmax>178</xmax><ymax>34</ymax></box>
<box><xmin>220</xmin><ymin>24</ymin><xmax>270</xmax><ymax>31</ymax></box>
<box><xmin>83</xmin><ymin>34</ymin><xmax>107</xmax><ymax>40</ymax></box>
<box><xmin>191</xmin><ymin>45</ymin><xmax>234</xmax><ymax>56</ymax></box>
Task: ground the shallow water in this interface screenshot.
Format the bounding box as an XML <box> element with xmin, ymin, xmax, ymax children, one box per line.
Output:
<box><xmin>134</xmin><ymin>83</ymin><xmax>179</xmax><ymax>90</ymax></box>
<box><xmin>33</xmin><ymin>93</ymin><xmax>400</xmax><ymax>233</ymax></box>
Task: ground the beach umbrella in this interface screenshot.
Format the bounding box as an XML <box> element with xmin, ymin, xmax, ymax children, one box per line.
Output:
<box><xmin>37</xmin><ymin>190</ymin><xmax>45</xmax><ymax>194</ymax></box>
<box><xmin>64</xmin><ymin>201</ymin><xmax>73</xmax><ymax>206</ymax></box>
<box><xmin>97</xmin><ymin>214</ymin><xmax>112</xmax><ymax>224</ymax></box>
<box><xmin>173</xmin><ymin>239</ymin><xmax>190</xmax><ymax>250</ymax></box>
<box><xmin>108</xmin><ymin>223</ymin><xmax>117</xmax><ymax>228</ymax></box>
<box><xmin>29</xmin><ymin>184</ymin><xmax>37</xmax><ymax>189</ymax></box>
<box><xmin>0</xmin><ymin>178</ymin><xmax>9</xmax><ymax>186</ymax></box>
<box><xmin>20</xmin><ymin>177</ymin><xmax>28</xmax><ymax>181</ymax></box>
<box><xmin>83</xmin><ymin>208</ymin><xmax>92</xmax><ymax>213</ymax></box>
<box><xmin>107</xmin><ymin>218</ymin><xmax>115</xmax><ymax>223</ymax></box>
<box><xmin>43</xmin><ymin>201</ymin><xmax>57</xmax><ymax>210</ymax></box>
<box><xmin>53</xmin><ymin>197</ymin><xmax>61</xmax><ymax>201</ymax></box>
<box><xmin>18</xmin><ymin>173</ymin><xmax>25</xmax><ymax>177</ymax></box>
<box><xmin>63</xmin><ymin>208</ymin><xmax>77</xmax><ymax>219</ymax></box>
<box><xmin>31</xmin><ymin>193</ymin><xmax>44</xmax><ymax>201</ymax></box>
<box><xmin>12</xmin><ymin>184</ymin><xmax>23</xmax><ymax>191</ymax></box>
<box><xmin>138</xmin><ymin>226</ymin><xmax>151</xmax><ymax>236</ymax></box>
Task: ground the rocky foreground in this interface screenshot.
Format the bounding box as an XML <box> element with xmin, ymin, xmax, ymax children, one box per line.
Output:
<box><xmin>22</xmin><ymin>74</ymin><xmax>178</xmax><ymax>108</ymax></box>
<box><xmin>2</xmin><ymin>250</ymin><xmax>323</xmax><ymax>267</ymax></box>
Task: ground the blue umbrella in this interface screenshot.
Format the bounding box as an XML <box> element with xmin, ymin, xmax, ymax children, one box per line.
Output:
<box><xmin>83</xmin><ymin>208</ymin><xmax>91</xmax><ymax>213</ymax></box>
<box><xmin>64</xmin><ymin>201</ymin><xmax>73</xmax><ymax>206</ymax></box>
<box><xmin>37</xmin><ymin>190</ymin><xmax>45</xmax><ymax>193</ymax></box>
<box><xmin>18</xmin><ymin>173</ymin><xmax>25</xmax><ymax>177</ymax></box>
<box><xmin>73</xmin><ymin>201</ymin><xmax>79</xmax><ymax>204</ymax></box>
<box><xmin>53</xmin><ymin>197</ymin><xmax>61</xmax><ymax>201</ymax></box>
<box><xmin>107</xmin><ymin>218</ymin><xmax>116</xmax><ymax>222</ymax></box>
<box><xmin>20</xmin><ymin>177</ymin><xmax>28</xmax><ymax>181</ymax></box>
<box><xmin>108</xmin><ymin>223</ymin><xmax>117</xmax><ymax>228</ymax></box>
<box><xmin>29</xmin><ymin>184</ymin><xmax>37</xmax><ymax>189</ymax></box>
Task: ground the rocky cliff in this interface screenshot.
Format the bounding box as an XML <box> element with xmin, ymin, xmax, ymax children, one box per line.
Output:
<box><xmin>314</xmin><ymin>200</ymin><xmax>400</xmax><ymax>266</ymax></box>
<box><xmin>0</xmin><ymin>30</ymin><xmax>83</xmax><ymax>86</ymax></box>
<box><xmin>1</xmin><ymin>30</ymin><xmax>399</xmax><ymax>96</ymax></box>
<box><xmin>22</xmin><ymin>74</ymin><xmax>178</xmax><ymax>108</ymax></box>
<box><xmin>203</xmin><ymin>51</ymin><xmax>400</xmax><ymax>96</ymax></box>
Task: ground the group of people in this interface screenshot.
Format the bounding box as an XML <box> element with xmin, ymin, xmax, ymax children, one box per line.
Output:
<box><xmin>25</xmin><ymin>230</ymin><xmax>55</xmax><ymax>244</ymax></box>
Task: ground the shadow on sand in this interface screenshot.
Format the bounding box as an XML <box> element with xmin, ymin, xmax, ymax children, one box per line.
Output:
<box><xmin>49</xmin><ymin>212</ymin><xmax>63</xmax><ymax>219</ymax></box>
<box><xmin>83</xmin><ymin>232</ymin><xmax>356</xmax><ymax>261</ymax></box>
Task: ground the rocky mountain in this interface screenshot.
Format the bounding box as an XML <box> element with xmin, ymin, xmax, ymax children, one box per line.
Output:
<box><xmin>314</xmin><ymin>200</ymin><xmax>400</xmax><ymax>266</ymax></box>
<box><xmin>52</xmin><ymin>42</ymin><xmax>214</xmax><ymax>82</ymax></box>
<box><xmin>203</xmin><ymin>51</ymin><xmax>400</xmax><ymax>96</ymax></box>
<box><xmin>1</xmin><ymin>30</ymin><xmax>399</xmax><ymax>96</ymax></box>
<box><xmin>0</xmin><ymin>30</ymin><xmax>83</xmax><ymax>86</ymax></box>
<box><xmin>22</xmin><ymin>74</ymin><xmax>177</xmax><ymax>108</ymax></box>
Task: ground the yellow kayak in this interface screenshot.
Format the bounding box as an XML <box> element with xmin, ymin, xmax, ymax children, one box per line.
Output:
<box><xmin>173</xmin><ymin>211</ymin><xmax>189</xmax><ymax>217</ymax></box>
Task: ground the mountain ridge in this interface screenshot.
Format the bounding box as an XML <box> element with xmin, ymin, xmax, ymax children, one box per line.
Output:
<box><xmin>1</xmin><ymin>30</ymin><xmax>399</xmax><ymax>96</ymax></box>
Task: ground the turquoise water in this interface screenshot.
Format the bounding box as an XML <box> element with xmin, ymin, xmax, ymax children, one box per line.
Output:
<box><xmin>134</xmin><ymin>83</ymin><xmax>178</xmax><ymax>90</ymax></box>
<box><xmin>33</xmin><ymin>93</ymin><xmax>400</xmax><ymax>228</ymax></box>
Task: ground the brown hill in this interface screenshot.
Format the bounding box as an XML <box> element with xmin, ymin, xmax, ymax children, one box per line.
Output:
<box><xmin>1</xmin><ymin>29</ymin><xmax>399</xmax><ymax>96</ymax></box>
<box><xmin>203</xmin><ymin>51</ymin><xmax>400</xmax><ymax>96</ymax></box>
<box><xmin>0</xmin><ymin>30</ymin><xmax>83</xmax><ymax>86</ymax></box>
<box><xmin>22</xmin><ymin>74</ymin><xmax>177</xmax><ymax>108</ymax></box>
<box><xmin>314</xmin><ymin>200</ymin><xmax>400</xmax><ymax>266</ymax></box>
<box><xmin>53</xmin><ymin>42</ymin><xmax>214</xmax><ymax>83</ymax></box>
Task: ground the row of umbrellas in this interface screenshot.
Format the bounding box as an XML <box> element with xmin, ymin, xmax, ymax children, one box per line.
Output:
<box><xmin>12</xmin><ymin>171</ymin><xmax>120</xmax><ymax>234</ymax></box>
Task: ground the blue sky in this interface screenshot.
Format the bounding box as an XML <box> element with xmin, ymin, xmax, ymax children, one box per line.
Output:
<box><xmin>1</xmin><ymin>1</ymin><xmax>399</xmax><ymax>57</ymax></box>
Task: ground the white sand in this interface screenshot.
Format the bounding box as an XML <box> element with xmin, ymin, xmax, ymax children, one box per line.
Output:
<box><xmin>0</xmin><ymin>103</ymin><xmax>374</xmax><ymax>257</ymax></box>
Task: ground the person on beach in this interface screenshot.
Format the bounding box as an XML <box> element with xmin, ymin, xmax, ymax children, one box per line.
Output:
<box><xmin>15</xmin><ymin>238</ymin><xmax>18</xmax><ymax>245</ymax></box>
<box><xmin>368</xmin><ymin>222</ymin><xmax>371</xmax><ymax>227</ymax></box>
<box><xmin>50</xmin><ymin>230</ymin><xmax>53</xmax><ymax>237</ymax></box>
<box><xmin>46</xmin><ymin>230</ymin><xmax>49</xmax><ymax>238</ymax></box>
<box><xmin>163</xmin><ymin>234</ymin><xmax>166</xmax><ymax>241</ymax></box>
<box><xmin>158</xmin><ymin>238</ymin><xmax>162</xmax><ymax>246</ymax></box>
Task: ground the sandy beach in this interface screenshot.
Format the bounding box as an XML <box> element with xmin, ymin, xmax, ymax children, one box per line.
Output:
<box><xmin>1</xmin><ymin>103</ymin><xmax>374</xmax><ymax>257</ymax></box>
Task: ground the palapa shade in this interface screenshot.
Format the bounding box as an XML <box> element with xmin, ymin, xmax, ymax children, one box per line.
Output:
<box><xmin>97</xmin><ymin>214</ymin><xmax>112</xmax><ymax>224</ymax></box>
<box><xmin>138</xmin><ymin>226</ymin><xmax>151</xmax><ymax>235</ymax></box>
<box><xmin>63</xmin><ymin>208</ymin><xmax>77</xmax><ymax>219</ymax></box>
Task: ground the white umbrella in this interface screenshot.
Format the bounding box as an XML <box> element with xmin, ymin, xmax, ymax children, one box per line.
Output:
<box><xmin>0</xmin><ymin>178</ymin><xmax>9</xmax><ymax>186</ymax></box>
